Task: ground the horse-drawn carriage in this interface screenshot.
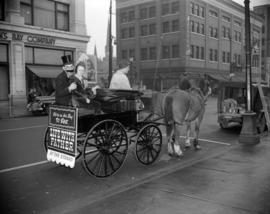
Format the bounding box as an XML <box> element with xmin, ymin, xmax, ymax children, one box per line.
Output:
<box><xmin>44</xmin><ymin>76</ymin><xmax>210</xmax><ymax>178</ymax></box>
<box><xmin>44</xmin><ymin>89</ymin><xmax>163</xmax><ymax>178</ymax></box>
<box><xmin>208</xmin><ymin>73</ymin><xmax>270</xmax><ymax>133</ymax></box>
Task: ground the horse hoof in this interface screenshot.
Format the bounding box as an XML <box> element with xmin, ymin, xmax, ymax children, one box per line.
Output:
<box><xmin>194</xmin><ymin>145</ymin><xmax>201</xmax><ymax>150</ymax></box>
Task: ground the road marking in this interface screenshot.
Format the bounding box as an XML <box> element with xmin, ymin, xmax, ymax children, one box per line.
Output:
<box><xmin>162</xmin><ymin>134</ymin><xmax>231</xmax><ymax>146</ymax></box>
<box><xmin>0</xmin><ymin>125</ymin><xmax>47</xmax><ymax>133</ymax></box>
<box><xmin>0</xmin><ymin>160</ymin><xmax>48</xmax><ymax>174</ymax></box>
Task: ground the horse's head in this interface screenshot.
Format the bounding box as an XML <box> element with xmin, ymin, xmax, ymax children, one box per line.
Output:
<box><xmin>196</xmin><ymin>77</ymin><xmax>211</xmax><ymax>97</ymax></box>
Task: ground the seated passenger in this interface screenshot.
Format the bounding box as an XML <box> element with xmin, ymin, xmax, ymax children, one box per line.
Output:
<box><xmin>109</xmin><ymin>61</ymin><xmax>132</xmax><ymax>90</ymax></box>
<box><xmin>70</xmin><ymin>62</ymin><xmax>93</xmax><ymax>107</ymax></box>
<box><xmin>55</xmin><ymin>55</ymin><xmax>77</xmax><ymax>106</ymax></box>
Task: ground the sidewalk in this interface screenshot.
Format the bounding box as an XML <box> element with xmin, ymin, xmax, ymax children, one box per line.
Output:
<box><xmin>74</xmin><ymin>135</ymin><xmax>270</xmax><ymax>214</ymax></box>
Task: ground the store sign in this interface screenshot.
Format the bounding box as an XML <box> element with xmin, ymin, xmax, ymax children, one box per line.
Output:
<box><xmin>0</xmin><ymin>31</ymin><xmax>55</xmax><ymax>46</ymax></box>
<box><xmin>47</xmin><ymin>106</ymin><xmax>78</xmax><ymax>168</ymax></box>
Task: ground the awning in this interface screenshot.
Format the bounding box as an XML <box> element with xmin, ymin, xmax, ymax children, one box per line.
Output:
<box><xmin>208</xmin><ymin>72</ymin><xmax>260</xmax><ymax>84</ymax></box>
<box><xmin>26</xmin><ymin>65</ymin><xmax>62</xmax><ymax>78</ymax></box>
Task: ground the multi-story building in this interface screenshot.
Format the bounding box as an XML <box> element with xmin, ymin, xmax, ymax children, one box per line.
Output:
<box><xmin>116</xmin><ymin>0</ymin><xmax>264</xmax><ymax>89</ymax></box>
<box><xmin>254</xmin><ymin>2</ymin><xmax>270</xmax><ymax>84</ymax></box>
<box><xmin>0</xmin><ymin>0</ymin><xmax>89</xmax><ymax>117</ymax></box>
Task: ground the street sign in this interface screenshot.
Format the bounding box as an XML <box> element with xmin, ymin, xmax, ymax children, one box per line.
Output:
<box><xmin>47</xmin><ymin>106</ymin><xmax>78</xmax><ymax>168</ymax></box>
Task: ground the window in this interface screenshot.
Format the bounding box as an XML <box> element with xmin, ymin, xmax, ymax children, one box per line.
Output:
<box><xmin>128</xmin><ymin>10</ymin><xmax>135</xmax><ymax>21</ymax></box>
<box><xmin>190</xmin><ymin>45</ymin><xmax>194</xmax><ymax>58</ymax></box>
<box><xmin>209</xmin><ymin>48</ymin><xmax>213</xmax><ymax>61</ymax></box>
<box><xmin>21</xmin><ymin>0</ymin><xmax>69</xmax><ymax>31</ymax></box>
<box><xmin>227</xmin><ymin>52</ymin><xmax>230</xmax><ymax>63</ymax></box>
<box><xmin>222</xmin><ymin>26</ymin><xmax>226</xmax><ymax>38</ymax></box>
<box><xmin>200</xmin><ymin>24</ymin><xmax>205</xmax><ymax>35</ymax></box>
<box><xmin>214</xmin><ymin>50</ymin><xmax>218</xmax><ymax>61</ymax></box>
<box><xmin>141</xmin><ymin>25</ymin><xmax>148</xmax><ymax>36</ymax></box>
<box><xmin>209</xmin><ymin>9</ymin><xmax>218</xmax><ymax>17</ymax></box>
<box><xmin>20</xmin><ymin>0</ymin><xmax>33</xmax><ymax>25</ymax></box>
<box><xmin>129</xmin><ymin>27</ymin><xmax>135</xmax><ymax>38</ymax></box>
<box><xmin>162</xmin><ymin>3</ymin><xmax>170</xmax><ymax>15</ymax></box>
<box><xmin>122</xmin><ymin>50</ymin><xmax>128</xmax><ymax>60</ymax></box>
<box><xmin>120</xmin><ymin>11</ymin><xmax>128</xmax><ymax>23</ymax></box>
<box><xmin>227</xmin><ymin>28</ymin><xmax>231</xmax><ymax>39</ymax></box>
<box><xmin>56</xmin><ymin>2</ymin><xmax>69</xmax><ymax>31</ymax></box>
<box><xmin>140</xmin><ymin>48</ymin><xmax>148</xmax><ymax>60</ymax></box>
<box><xmin>0</xmin><ymin>44</ymin><xmax>8</xmax><ymax>62</ymax></box>
<box><xmin>234</xmin><ymin>53</ymin><xmax>237</xmax><ymax>63</ymax></box>
<box><xmin>172</xmin><ymin>20</ymin><xmax>179</xmax><ymax>31</ymax></box>
<box><xmin>162</xmin><ymin>45</ymin><xmax>170</xmax><ymax>59</ymax></box>
<box><xmin>0</xmin><ymin>0</ymin><xmax>4</xmax><ymax>21</ymax></box>
<box><xmin>222</xmin><ymin>15</ymin><xmax>231</xmax><ymax>22</ymax></box>
<box><xmin>121</xmin><ymin>28</ymin><xmax>128</xmax><ymax>39</ymax></box>
<box><xmin>195</xmin><ymin>4</ymin><xmax>199</xmax><ymax>16</ymax></box>
<box><xmin>129</xmin><ymin>49</ymin><xmax>135</xmax><ymax>59</ymax></box>
<box><xmin>200</xmin><ymin>6</ymin><xmax>205</xmax><ymax>17</ymax></box>
<box><xmin>172</xmin><ymin>45</ymin><xmax>179</xmax><ymax>58</ymax></box>
<box><xmin>171</xmin><ymin>2</ymin><xmax>179</xmax><ymax>14</ymax></box>
<box><xmin>34</xmin><ymin>48</ymin><xmax>65</xmax><ymax>65</ymax></box>
<box><xmin>149</xmin><ymin>6</ymin><xmax>156</xmax><ymax>18</ymax></box>
<box><xmin>201</xmin><ymin>47</ymin><xmax>204</xmax><ymax>59</ymax></box>
<box><xmin>234</xmin><ymin>20</ymin><xmax>241</xmax><ymax>26</ymax></box>
<box><xmin>234</xmin><ymin>31</ymin><xmax>241</xmax><ymax>42</ymax></box>
<box><xmin>237</xmin><ymin>55</ymin><xmax>241</xmax><ymax>65</ymax></box>
<box><xmin>222</xmin><ymin>51</ymin><xmax>226</xmax><ymax>63</ymax></box>
<box><xmin>190</xmin><ymin>20</ymin><xmax>194</xmax><ymax>32</ymax></box>
<box><xmin>149</xmin><ymin>23</ymin><xmax>156</xmax><ymax>35</ymax></box>
<box><xmin>140</xmin><ymin>8</ymin><xmax>147</xmax><ymax>19</ymax></box>
<box><xmin>196</xmin><ymin>46</ymin><xmax>200</xmax><ymax>59</ymax></box>
<box><xmin>190</xmin><ymin>3</ymin><xmax>194</xmax><ymax>15</ymax></box>
<box><xmin>194</xmin><ymin>22</ymin><xmax>198</xmax><ymax>33</ymax></box>
<box><xmin>162</xmin><ymin>21</ymin><xmax>170</xmax><ymax>33</ymax></box>
<box><xmin>149</xmin><ymin>47</ymin><xmax>156</xmax><ymax>59</ymax></box>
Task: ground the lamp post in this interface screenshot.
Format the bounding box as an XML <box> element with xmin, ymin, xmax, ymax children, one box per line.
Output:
<box><xmin>108</xmin><ymin>0</ymin><xmax>113</xmax><ymax>84</ymax></box>
<box><xmin>239</xmin><ymin>0</ymin><xmax>260</xmax><ymax>144</ymax></box>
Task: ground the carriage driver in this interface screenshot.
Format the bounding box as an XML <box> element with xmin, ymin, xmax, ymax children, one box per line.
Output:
<box><xmin>109</xmin><ymin>60</ymin><xmax>132</xmax><ymax>90</ymax></box>
<box><xmin>55</xmin><ymin>55</ymin><xmax>77</xmax><ymax>106</ymax></box>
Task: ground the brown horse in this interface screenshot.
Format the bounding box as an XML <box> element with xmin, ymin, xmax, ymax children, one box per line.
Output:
<box><xmin>151</xmin><ymin>77</ymin><xmax>210</xmax><ymax>157</ymax></box>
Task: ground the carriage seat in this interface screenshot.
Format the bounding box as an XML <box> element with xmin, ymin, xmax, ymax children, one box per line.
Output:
<box><xmin>94</xmin><ymin>89</ymin><xmax>144</xmax><ymax>113</ymax></box>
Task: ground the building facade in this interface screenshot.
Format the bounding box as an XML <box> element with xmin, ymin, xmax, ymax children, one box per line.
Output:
<box><xmin>254</xmin><ymin>2</ymin><xmax>270</xmax><ymax>84</ymax></box>
<box><xmin>115</xmin><ymin>0</ymin><xmax>264</xmax><ymax>89</ymax></box>
<box><xmin>0</xmin><ymin>0</ymin><xmax>89</xmax><ymax>117</ymax></box>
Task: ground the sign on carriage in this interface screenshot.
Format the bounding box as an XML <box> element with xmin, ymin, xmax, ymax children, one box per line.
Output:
<box><xmin>47</xmin><ymin>106</ymin><xmax>78</xmax><ymax>168</ymax></box>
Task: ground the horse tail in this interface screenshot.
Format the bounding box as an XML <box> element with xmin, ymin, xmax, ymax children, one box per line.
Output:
<box><xmin>164</xmin><ymin>95</ymin><xmax>174</xmax><ymax>125</ymax></box>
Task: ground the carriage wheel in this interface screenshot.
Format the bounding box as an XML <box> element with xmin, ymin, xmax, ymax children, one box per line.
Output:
<box><xmin>44</xmin><ymin>127</ymin><xmax>49</xmax><ymax>152</ymax></box>
<box><xmin>83</xmin><ymin>119</ymin><xmax>128</xmax><ymax>178</ymax></box>
<box><xmin>135</xmin><ymin>124</ymin><xmax>162</xmax><ymax>165</ymax></box>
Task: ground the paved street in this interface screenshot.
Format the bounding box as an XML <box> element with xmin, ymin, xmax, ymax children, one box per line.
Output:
<box><xmin>1</xmin><ymin>97</ymin><xmax>269</xmax><ymax>214</ymax></box>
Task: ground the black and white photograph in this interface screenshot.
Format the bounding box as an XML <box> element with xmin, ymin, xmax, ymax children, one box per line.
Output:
<box><xmin>1</xmin><ymin>0</ymin><xmax>270</xmax><ymax>213</ymax></box>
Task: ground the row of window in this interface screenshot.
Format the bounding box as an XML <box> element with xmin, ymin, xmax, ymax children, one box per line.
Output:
<box><xmin>20</xmin><ymin>0</ymin><xmax>69</xmax><ymax>31</ymax></box>
<box><xmin>190</xmin><ymin>21</ymin><xmax>205</xmax><ymax>35</ymax></box>
<box><xmin>190</xmin><ymin>2</ymin><xmax>205</xmax><ymax>18</ymax></box>
<box><xmin>190</xmin><ymin>45</ymin><xmax>205</xmax><ymax>60</ymax></box>
<box><xmin>161</xmin><ymin>1</ymin><xmax>179</xmax><ymax>16</ymax></box>
<box><xmin>121</xmin><ymin>20</ymin><xmax>180</xmax><ymax>39</ymax></box>
<box><xmin>120</xmin><ymin>1</ymin><xmax>180</xmax><ymax>23</ymax></box>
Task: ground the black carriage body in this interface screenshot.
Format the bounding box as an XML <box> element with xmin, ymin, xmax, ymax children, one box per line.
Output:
<box><xmin>77</xmin><ymin>111</ymin><xmax>138</xmax><ymax>133</ymax></box>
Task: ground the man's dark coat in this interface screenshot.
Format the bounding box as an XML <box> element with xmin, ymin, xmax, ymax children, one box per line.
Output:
<box><xmin>55</xmin><ymin>71</ymin><xmax>71</xmax><ymax>106</ymax></box>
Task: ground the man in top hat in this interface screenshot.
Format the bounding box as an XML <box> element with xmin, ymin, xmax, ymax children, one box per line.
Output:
<box><xmin>55</xmin><ymin>55</ymin><xmax>77</xmax><ymax>106</ymax></box>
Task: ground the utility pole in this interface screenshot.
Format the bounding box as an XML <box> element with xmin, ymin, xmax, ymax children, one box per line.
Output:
<box><xmin>108</xmin><ymin>0</ymin><xmax>113</xmax><ymax>84</ymax></box>
<box><xmin>239</xmin><ymin>0</ymin><xmax>260</xmax><ymax>144</ymax></box>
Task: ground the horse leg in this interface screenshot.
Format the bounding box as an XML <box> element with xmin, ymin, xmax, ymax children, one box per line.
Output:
<box><xmin>194</xmin><ymin>117</ymin><xmax>203</xmax><ymax>150</ymax></box>
<box><xmin>184</xmin><ymin>122</ymin><xmax>192</xmax><ymax>149</ymax></box>
<box><xmin>166</xmin><ymin>123</ymin><xmax>175</xmax><ymax>156</ymax></box>
<box><xmin>173</xmin><ymin>123</ymin><xmax>183</xmax><ymax>157</ymax></box>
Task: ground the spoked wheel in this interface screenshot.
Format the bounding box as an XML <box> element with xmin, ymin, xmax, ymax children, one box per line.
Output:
<box><xmin>135</xmin><ymin>124</ymin><xmax>162</xmax><ymax>165</ymax></box>
<box><xmin>83</xmin><ymin>119</ymin><xmax>128</xmax><ymax>178</ymax></box>
<box><xmin>44</xmin><ymin>127</ymin><xmax>49</xmax><ymax>152</ymax></box>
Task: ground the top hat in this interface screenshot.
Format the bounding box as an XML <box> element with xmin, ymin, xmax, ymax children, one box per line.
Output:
<box><xmin>61</xmin><ymin>55</ymin><xmax>74</xmax><ymax>72</ymax></box>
